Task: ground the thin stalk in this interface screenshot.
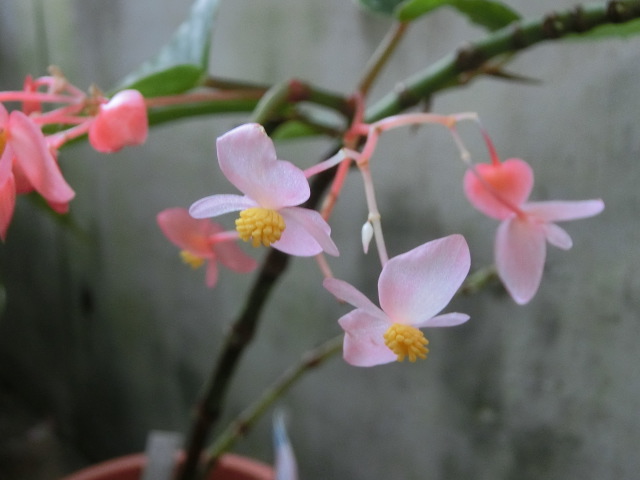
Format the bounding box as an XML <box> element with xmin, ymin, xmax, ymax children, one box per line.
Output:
<box><xmin>177</xmin><ymin>249</ymin><xmax>291</xmax><ymax>480</ymax></box>
<box><xmin>176</xmin><ymin>161</ymin><xmax>338</xmax><ymax>480</ymax></box>
<box><xmin>358</xmin><ymin>21</ymin><xmax>410</xmax><ymax>96</ymax></box>
<box><xmin>203</xmin><ymin>334</ymin><xmax>344</xmax><ymax>469</ymax></box>
<box><xmin>251</xmin><ymin>79</ymin><xmax>352</xmax><ymax>125</ymax></box>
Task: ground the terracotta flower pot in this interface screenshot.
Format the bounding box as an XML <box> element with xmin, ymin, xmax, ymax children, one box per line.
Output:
<box><xmin>62</xmin><ymin>453</ymin><xmax>274</xmax><ymax>480</ymax></box>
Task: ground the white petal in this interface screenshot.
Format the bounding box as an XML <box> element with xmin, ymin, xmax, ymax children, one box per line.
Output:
<box><xmin>216</xmin><ymin>123</ymin><xmax>310</xmax><ymax>209</ymax></box>
<box><xmin>523</xmin><ymin>200</ymin><xmax>604</xmax><ymax>222</ymax></box>
<box><xmin>414</xmin><ymin>312</ymin><xmax>470</xmax><ymax>328</ymax></box>
<box><xmin>378</xmin><ymin>235</ymin><xmax>470</xmax><ymax>324</ymax></box>
<box><xmin>338</xmin><ymin>309</ymin><xmax>395</xmax><ymax>367</ymax></box>
<box><xmin>276</xmin><ymin>207</ymin><xmax>339</xmax><ymax>257</ymax></box>
<box><xmin>544</xmin><ymin>223</ymin><xmax>573</xmax><ymax>250</ymax></box>
<box><xmin>495</xmin><ymin>217</ymin><xmax>546</xmax><ymax>305</ymax></box>
<box><xmin>323</xmin><ymin>278</ymin><xmax>385</xmax><ymax>319</ymax></box>
<box><xmin>189</xmin><ymin>194</ymin><xmax>255</xmax><ymax>219</ymax></box>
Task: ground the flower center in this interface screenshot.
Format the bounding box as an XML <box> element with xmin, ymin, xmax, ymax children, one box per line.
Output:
<box><xmin>235</xmin><ymin>208</ymin><xmax>286</xmax><ymax>247</ymax></box>
<box><xmin>383</xmin><ymin>323</ymin><xmax>429</xmax><ymax>362</ymax></box>
<box><xmin>180</xmin><ymin>250</ymin><xmax>205</xmax><ymax>269</ymax></box>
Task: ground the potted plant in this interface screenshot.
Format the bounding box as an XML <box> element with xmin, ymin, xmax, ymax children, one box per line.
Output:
<box><xmin>0</xmin><ymin>0</ymin><xmax>637</xmax><ymax>479</ymax></box>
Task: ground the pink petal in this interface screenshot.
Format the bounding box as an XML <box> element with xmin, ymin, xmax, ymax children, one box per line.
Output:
<box><xmin>157</xmin><ymin>207</ymin><xmax>219</xmax><ymax>256</ymax></box>
<box><xmin>464</xmin><ymin>158</ymin><xmax>533</xmax><ymax>220</ymax></box>
<box><xmin>0</xmin><ymin>103</ymin><xmax>8</xmax><ymax>125</ymax></box>
<box><xmin>323</xmin><ymin>278</ymin><xmax>386</xmax><ymax>320</ymax></box>
<box><xmin>213</xmin><ymin>240</ymin><xmax>258</xmax><ymax>273</ymax></box>
<box><xmin>7</xmin><ymin>110</ymin><xmax>75</xmax><ymax>204</ymax></box>
<box><xmin>11</xmin><ymin>157</ymin><xmax>34</xmax><ymax>194</ymax></box>
<box><xmin>495</xmin><ymin>216</ymin><xmax>546</xmax><ymax>305</ymax></box>
<box><xmin>189</xmin><ymin>194</ymin><xmax>256</xmax><ymax>219</ymax></box>
<box><xmin>543</xmin><ymin>223</ymin><xmax>572</xmax><ymax>250</ymax></box>
<box><xmin>216</xmin><ymin>124</ymin><xmax>310</xmax><ymax>209</ymax></box>
<box><xmin>0</xmin><ymin>173</ymin><xmax>16</xmax><ymax>241</ymax></box>
<box><xmin>523</xmin><ymin>199</ymin><xmax>604</xmax><ymax>222</ymax></box>
<box><xmin>88</xmin><ymin>89</ymin><xmax>148</xmax><ymax>153</ymax></box>
<box><xmin>378</xmin><ymin>234</ymin><xmax>470</xmax><ymax>325</ymax></box>
<box><xmin>0</xmin><ymin>145</ymin><xmax>12</xmax><ymax>185</ymax></box>
<box><xmin>338</xmin><ymin>309</ymin><xmax>395</xmax><ymax>367</ymax></box>
<box><xmin>414</xmin><ymin>312</ymin><xmax>470</xmax><ymax>328</ymax></box>
<box><xmin>205</xmin><ymin>259</ymin><xmax>219</xmax><ymax>288</ymax></box>
<box><xmin>276</xmin><ymin>207</ymin><xmax>339</xmax><ymax>257</ymax></box>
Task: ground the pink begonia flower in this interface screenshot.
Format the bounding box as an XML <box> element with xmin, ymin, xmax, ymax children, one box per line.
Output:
<box><xmin>0</xmin><ymin>103</ymin><xmax>75</xmax><ymax>240</ymax></box>
<box><xmin>189</xmin><ymin>123</ymin><xmax>339</xmax><ymax>257</ymax></box>
<box><xmin>464</xmin><ymin>157</ymin><xmax>604</xmax><ymax>304</ymax></box>
<box><xmin>157</xmin><ymin>207</ymin><xmax>257</xmax><ymax>288</ymax></box>
<box><xmin>88</xmin><ymin>89</ymin><xmax>148</xmax><ymax>153</ymax></box>
<box><xmin>324</xmin><ymin>235</ymin><xmax>470</xmax><ymax>367</ymax></box>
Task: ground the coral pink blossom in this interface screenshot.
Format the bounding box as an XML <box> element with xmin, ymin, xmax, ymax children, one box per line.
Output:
<box><xmin>89</xmin><ymin>89</ymin><xmax>148</xmax><ymax>153</ymax></box>
<box><xmin>0</xmin><ymin>103</ymin><xmax>75</xmax><ymax>240</ymax></box>
<box><xmin>189</xmin><ymin>123</ymin><xmax>338</xmax><ymax>257</ymax></box>
<box><xmin>464</xmin><ymin>157</ymin><xmax>604</xmax><ymax>304</ymax></box>
<box><xmin>324</xmin><ymin>235</ymin><xmax>470</xmax><ymax>367</ymax></box>
<box><xmin>157</xmin><ymin>207</ymin><xmax>257</xmax><ymax>288</ymax></box>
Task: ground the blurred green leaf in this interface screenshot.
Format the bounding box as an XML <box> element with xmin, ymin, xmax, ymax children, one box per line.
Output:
<box><xmin>271</xmin><ymin>121</ymin><xmax>324</xmax><ymax>140</ymax></box>
<box><xmin>396</xmin><ymin>0</ymin><xmax>520</xmax><ymax>31</ymax></box>
<box><xmin>356</xmin><ymin>0</ymin><xmax>405</xmax><ymax>16</ymax></box>
<box><xmin>124</xmin><ymin>65</ymin><xmax>204</xmax><ymax>98</ymax></box>
<box><xmin>568</xmin><ymin>17</ymin><xmax>640</xmax><ymax>39</ymax></box>
<box><xmin>116</xmin><ymin>0</ymin><xmax>220</xmax><ymax>93</ymax></box>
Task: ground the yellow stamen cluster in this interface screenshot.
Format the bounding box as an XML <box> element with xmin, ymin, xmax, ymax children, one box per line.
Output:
<box><xmin>383</xmin><ymin>323</ymin><xmax>429</xmax><ymax>362</ymax></box>
<box><xmin>235</xmin><ymin>207</ymin><xmax>286</xmax><ymax>247</ymax></box>
<box><xmin>180</xmin><ymin>250</ymin><xmax>205</xmax><ymax>269</ymax></box>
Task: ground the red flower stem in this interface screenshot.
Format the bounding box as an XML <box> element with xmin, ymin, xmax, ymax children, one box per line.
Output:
<box><xmin>0</xmin><ymin>92</ymin><xmax>78</xmax><ymax>104</ymax></box>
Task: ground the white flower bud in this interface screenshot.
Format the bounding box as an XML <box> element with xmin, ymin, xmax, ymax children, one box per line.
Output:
<box><xmin>361</xmin><ymin>221</ymin><xmax>374</xmax><ymax>254</ymax></box>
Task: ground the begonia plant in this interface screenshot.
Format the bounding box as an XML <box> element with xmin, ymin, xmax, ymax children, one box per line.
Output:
<box><xmin>1</xmin><ymin>0</ymin><xmax>638</xmax><ymax>479</ymax></box>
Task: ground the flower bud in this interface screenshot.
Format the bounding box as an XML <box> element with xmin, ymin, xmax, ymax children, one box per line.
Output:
<box><xmin>89</xmin><ymin>89</ymin><xmax>148</xmax><ymax>153</ymax></box>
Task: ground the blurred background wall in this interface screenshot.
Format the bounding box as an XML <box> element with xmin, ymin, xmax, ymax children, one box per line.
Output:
<box><xmin>0</xmin><ymin>0</ymin><xmax>639</xmax><ymax>479</ymax></box>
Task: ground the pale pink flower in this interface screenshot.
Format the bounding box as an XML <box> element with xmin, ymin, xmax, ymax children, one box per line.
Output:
<box><xmin>157</xmin><ymin>207</ymin><xmax>257</xmax><ymax>288</ymax></box>
<box><xmin>324</xmin><ymin>235</ymin><xmax>470</xmax><ymax>367</ymax></box>
<box><xmin>89</xmin><ymin>89</ymin><xmax>148</xmax><ymax>153</ymax></box>
<box><xmin>0</xmin><ymin>103</ymin><xmax>75</xmax><ymax>240</ymax></box>
<box><xmin>464</xmin><ymin>157</ymin><xmax>604</xmax><ymax>304</ymax></box>
<box><xmin>189</xmin><ymin>123</ymin><xmax>339</xmax><ymax>257</ymax></box>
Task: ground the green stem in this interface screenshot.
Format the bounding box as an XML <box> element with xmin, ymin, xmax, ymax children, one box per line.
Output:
<box><xmin>357</xmin><ymin>21</ymin><xmax>410</xmax><ymax>96</ymax></box>
<box><xmin>250</xmin><ymin>79</ymin><xmax>353</xmax><ymax>126</ymax></box>
<box><xmin>147</xmin><ymin>98</ymin><xmax>261</xmax><ymax>126</ymax></box>
<box><xmin>366</xmin><ymin>0</ymin><xmax>640</xmax><ymax>122</ymax></box>
<box><xmin>177</xmin><ymin>249</ymin><xmax>290</xmax><ymax>480</ymax></box>
<box><xmin>202</xmin><ymin>76</ymin><xmax>270</xmax><ymax>92</ymax></box>
<box><xmin>203</xmin><ymin>334</ymin><xmax>343</xmax><ymax>468</ymax></box>
<box><xmin>176</xmin><ymin>157</ymin><xmax>339</xmax><ymax>480</ymax></box>
<box><xmin>458</xmin><ymin>265</ymin><xmax>499</xmax><ymax>296</ymax></box>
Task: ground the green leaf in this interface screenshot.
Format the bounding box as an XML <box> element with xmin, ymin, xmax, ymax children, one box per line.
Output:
<box><xmin>568</xmin><ymin>17</ymin><xmax>640</xmax><ymax>40</ymax></box>
<box><xmin>396</xmin><ymin>0</ymin><xmax>520</xmax><ymax>31</ymax></box>
<box><xmin>123</xmin><ymin>65</ymin><xmax>204</xmax><ymax>98</ymax></box>
<box><xmin>356</xmin><ymin>0</ymin><xmax>405</xmax><ymax>16</ymax></box>
<box><xmin>271</xmin><ymin>121</ymin><xmax>324</xmax><ymax>140</ymax></box>
<box><xmin>116</xmin><ymin>0</ymin><xmax>220</xmax><ymax>93</ymax></box>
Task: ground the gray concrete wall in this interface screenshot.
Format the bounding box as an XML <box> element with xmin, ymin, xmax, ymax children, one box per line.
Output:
<box><xmin>1</xmin><ymin>1</ymin><xmax>639</xmax><ymax>479</ymax></box>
